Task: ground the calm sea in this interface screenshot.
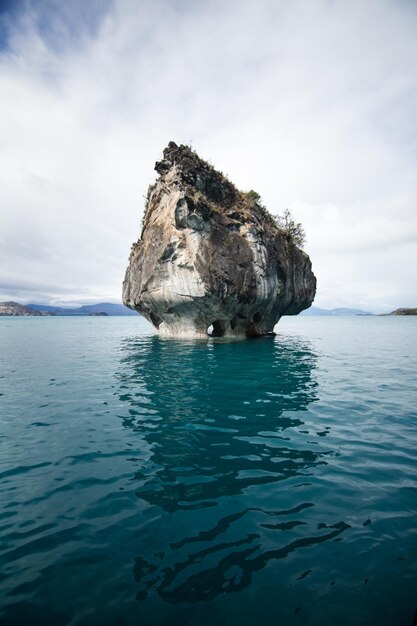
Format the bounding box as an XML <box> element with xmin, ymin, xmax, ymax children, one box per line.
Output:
<box><xmin>0</xmin><ymin>315</ymin><xmax>416</xmax><ymax>626</ymax></box>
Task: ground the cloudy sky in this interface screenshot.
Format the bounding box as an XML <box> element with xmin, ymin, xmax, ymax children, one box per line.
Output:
<box><xmin>1</xmin><ymin>0</ymin><xmax>416</xmax><ymax>312</ymax></box>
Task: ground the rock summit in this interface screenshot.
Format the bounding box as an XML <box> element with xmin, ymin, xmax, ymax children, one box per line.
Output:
<box><xmin>123</xmin><ymin>142</ymin><xmax>316</xmax><ymax>337</ymax></box>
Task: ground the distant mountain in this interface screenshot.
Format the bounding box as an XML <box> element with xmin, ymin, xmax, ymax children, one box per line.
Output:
<box><xmin>301</xmin><ymin>306</ymin><xmax>373</xmax><ymax>316</ymax></box>
<box><xmin>3</xmin><ymin>301</ymin><xmax>379</xmax><ymax>318</ymax></box>
<box><xmin>28</xmin><ymin>303</ymin><xmax>138</xmax><ymax>316</ymax></box>
<box><xmin>384</xmin><ymin>308</ymin><xmax>417</xmax><ymax>316</ymax></box>
<box><xmin>0</xmin><ymin>301</ymin><xmax>53</xmax><ymax>316</ymax></box>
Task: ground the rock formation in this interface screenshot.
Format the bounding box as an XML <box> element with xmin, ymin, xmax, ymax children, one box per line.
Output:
<box><xmin>123</xmin><ymin>142</ymin><xmax>316</xmax><ymax>337</ymax></box>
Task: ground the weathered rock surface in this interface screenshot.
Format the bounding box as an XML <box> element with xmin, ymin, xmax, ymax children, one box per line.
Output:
<box><xmin>123</xmin><ymin>142</ymin><xmax>316</xmax><ymax>337</ymax></box>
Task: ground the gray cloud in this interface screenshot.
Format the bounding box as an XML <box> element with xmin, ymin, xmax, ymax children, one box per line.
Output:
<box><xmin>0</xmin><ymin>0</ymin><xmax>416</xmax><ymax>311</ymax></box>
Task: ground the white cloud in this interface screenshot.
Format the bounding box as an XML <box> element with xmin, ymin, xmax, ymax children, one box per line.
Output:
<box><xmin>0</xmin><ymin>0</ymin><xmax>416</xmax><ymax>311</ymax></box>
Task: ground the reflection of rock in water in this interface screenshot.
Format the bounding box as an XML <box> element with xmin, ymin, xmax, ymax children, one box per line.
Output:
<box><xmin>118</xmin><ymin>336</ymin><xmax>318</xmax><ymax>509</ymax></box>
<box><xmin>116</xmin><ymin>336</ymin><xmax>345</xmax><ymax>606</ymax></box>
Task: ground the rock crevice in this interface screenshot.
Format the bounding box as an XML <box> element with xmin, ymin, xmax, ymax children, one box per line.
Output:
<box><xmin>123</xmin><ymin>142</ymin><xmax>316</xmax><ymax>337</ymax></box>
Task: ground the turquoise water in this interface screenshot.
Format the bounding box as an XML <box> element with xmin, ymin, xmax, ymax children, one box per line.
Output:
<box><xmin>0</xmin><ymin>315</ymin><xmax>416</xmax><ymax>625</ymax></box>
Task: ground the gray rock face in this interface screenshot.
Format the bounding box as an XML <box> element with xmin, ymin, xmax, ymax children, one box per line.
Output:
<box><xmin>123</xmin><ymin>142</ymin><xmax>316</xmax><ymax>337</ymax></box>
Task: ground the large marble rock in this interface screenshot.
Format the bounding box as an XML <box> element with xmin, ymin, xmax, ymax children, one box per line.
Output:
<box><xmin>123</xmin><ymin>142</ymin><xmax>316</xmax><ymax>337</ymax></box>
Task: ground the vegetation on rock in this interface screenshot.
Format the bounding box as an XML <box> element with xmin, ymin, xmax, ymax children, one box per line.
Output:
<box><xmin>273</xmin><ymin>208</ymin><xmax>306</xmax><ymax>249</ymax></box>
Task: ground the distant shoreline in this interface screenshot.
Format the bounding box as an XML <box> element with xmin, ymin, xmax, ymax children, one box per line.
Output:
<box><xmin>0</xmin><ymin>302</ymin><xmax>138</xmax><ymax>317</ymax></box>
<box><xmin>1</xmin><ymin>301</ymin><xmax>416</xmax><ymax>317</ymax></box>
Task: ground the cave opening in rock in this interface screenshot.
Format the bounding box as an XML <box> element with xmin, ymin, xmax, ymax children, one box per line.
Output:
<box><xmin>207</xmin><ymin>320</ymin><xmax>225</xmax><ymax>337</ymax></box>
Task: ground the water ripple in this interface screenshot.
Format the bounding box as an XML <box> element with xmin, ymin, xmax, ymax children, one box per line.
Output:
<box><xmin>0</xmin><ymin>316</ymin><xmax>416</xmax><ymax>625</ymax></box>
